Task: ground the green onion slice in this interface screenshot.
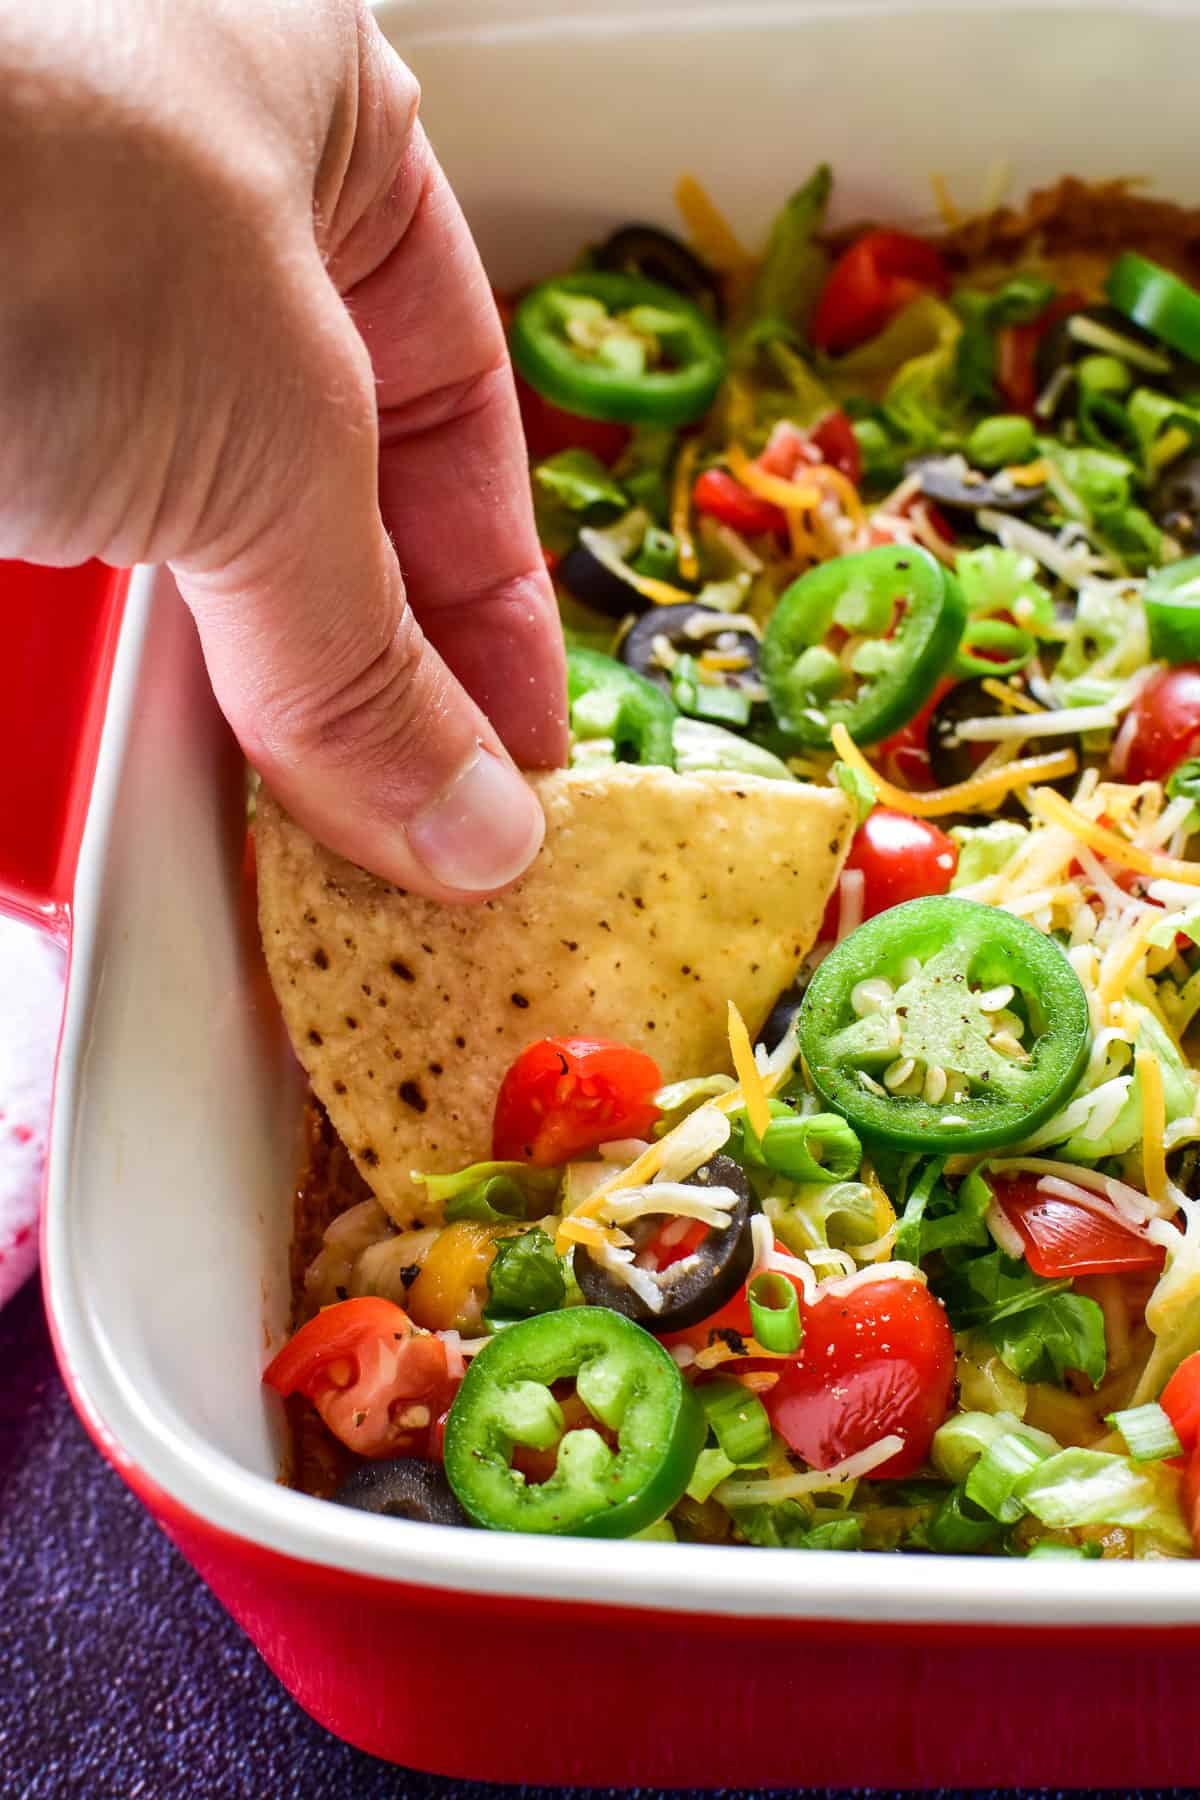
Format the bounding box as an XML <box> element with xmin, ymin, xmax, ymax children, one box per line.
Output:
<box><xmin>700</xmin><ymin>1377</ymin><xmax>773</xmax><ymax>1465</ymax></box>
<box><xmin>965</xmin><ymin>1428</ymin><xmax>1051</xmax><ymax>1523</ymax></box>
<box><xmin>1104</xmin><ymin>1402</ymin><xmax>1183</xmax><ymax>1465</ymax></box>
<box><xmin>748</xmin><ymin>1271</ymin><xmax>803</xmax><ymax>1355</ymax></box>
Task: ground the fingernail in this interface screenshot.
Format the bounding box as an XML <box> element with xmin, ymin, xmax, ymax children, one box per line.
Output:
<box><xmin>406</xmin><ymin>745</ymin><xmax>544</xmax><ymax>893</ymax></box>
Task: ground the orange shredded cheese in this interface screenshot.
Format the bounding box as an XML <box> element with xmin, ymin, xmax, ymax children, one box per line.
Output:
<box><xmin>1029</xmin><ymin>787</ymin><xmax>1200</xmax><ymax>889</ymax></box>
<box><xmin>1007</xmin><ymin>460</ymin><xmax>1050</xmax><ymax>488</ymax></box>
<box><xmin>631</xmin><ymin>570</ymin><xmax>697</xmax><ymax>607</ymax></box>
<box><xmin>674</xmin><ymin>175</ymin><xmax>755</xmax><ymax>274</ymax></box>
<box><xmin>725</xmin><ymin>444</ymin><xmax>819</xmax><ymax>513</ymax></box>
<box><xmin>727</xmin><ymin>1000</ymin><xmax>771</xmax><ymax>1138</ymax></box>
<box><xmin>809</xmin><ymin>462</ymin><xmax>866</xmax><ymax>529</ymax></box>
<box><xmin>980</xmin><ymin>678</ymin><xmax>1044</xmax><ymax>715</ymax></box>
<box><xmin>672</xmin><ymin>439</ymin><xmax>700</xmax><ymax>582</ymax></box>
<box><xmin>1136</xmin><ymin>1048</ymin><xmax>1168</xmax><ymax>1207</ymax></box>
<box><xmin>1098</xmin><ymin>908</ymin><xmax>1166</xmax><ymax>1010</ymax></box>
<box><xmin>830</xmin><ymin>723</ymin><xmax>1079</xmax><ymax>819</ymax></box>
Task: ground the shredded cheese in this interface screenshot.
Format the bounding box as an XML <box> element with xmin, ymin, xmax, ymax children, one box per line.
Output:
<box><xmin>952</xmin><ymin>703</ymin><xmax>1118</xmax><ymax>745</ymax></box>
<box><xmin>1098</xmin><ymin>907</ymin><xmax>1167</xmax><ymax>1010</ymax></box>
<box><xmin>725</xmin><ymin>443</ymin><xmax>819</xmax><ymax>514</ymax></box>
<box><xmin>727</xmin><ymin>999</ymin><xmax>771</xmax><ymax>1138</ymax></box>
<box><xmin>830</xmin><ymin>723</ymin><xmax>1078</xmax><ymax>819</ymax></box>
<box><xmin>980</xmin><ymin>678</ymin><xmax>1044</xmax><ymax>715</ymax></box>
<box><xmin>673</xmin><ymin>174</ymin><xmax>755</xmax><ymax>274</ymax></box>
<box><xmin>716</xmin><ymin>1433</ymin><xmax>905</xmax><ymax>1506</ymax></box>
<box><xmin>633</xmin><ymin>570</ymin><xmax>701</xmax><ymax>608</ymax></box>
<box><xmin>1137</xmin><ymin>1049</ymin><xmax>1169</xmax><ymax>1208</ymax></box>
<box><xmin>672</xmin><ymin>439</ymin><xmax>700</xmax><ymax>582</ymax></box>
<box><xmin>1029</xmin><ymin>787</ymin><xmax>1200</xmax><ymax>889</ymax></box>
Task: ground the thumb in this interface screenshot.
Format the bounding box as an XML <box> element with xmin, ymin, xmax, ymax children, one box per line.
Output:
<box><xmin>173</xmin><ymin>285</ymin><xmax>545</xmax><ymax>903</ymax></box>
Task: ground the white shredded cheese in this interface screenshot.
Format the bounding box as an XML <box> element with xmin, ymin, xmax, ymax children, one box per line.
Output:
<box><xmin>952</xmin><ymin>703</ymin><xmax>1119</xmax><ymax>745</ymax></box>
<box><xmin>598</xmin><ymin>1138</ymin><xmax>652</xmax><ymax>1163</ymax></box>
<box><xmin>715</xmin><ymin>1434</ymin><xmax>905</xmax><ymax>1507</ymax></box>
<box><xmin>986</xmin><ymin>1199</ymin><xmax>1027</xmax><ymax>1258</ymax></box>
<box><xmin>818</xmin><ymin>1259</ymin><xmax>925</xmax><ymax>1298</ymax></box>
<box><xmin>653</xmin><ymin>1103</ymin><xmax>731</xmax><ymax>1184</ymax></box>
<box><xmin>601</xmin><ymin>1182</ymin><xmax>739</xmax><ymax>1229</ymax></box>
<box><xmin>836</xmin><ymin>867</ymin><xmax>865</xmax><ymax>943</ymax></box>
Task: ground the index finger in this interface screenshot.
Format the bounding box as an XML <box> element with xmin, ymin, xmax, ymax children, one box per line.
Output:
<box><xmin>342</xmin><ymin>125</ymin><xmax>567</xmax><ymax>770</ymax></box>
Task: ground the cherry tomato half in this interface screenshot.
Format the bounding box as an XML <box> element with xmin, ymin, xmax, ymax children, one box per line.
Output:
<box><xmin>1162</xmin><ymin>1352</ymin><xmax>1200</xmax><ymax>1457</ymax></box>
<box><xmin>692</xmin><ymin>467</ymin><xmax>787</xmax><ymax>536</ymax></box>
<box><xmin>263</xmin><ymin>1298</ymin><xmax>456</xmax><ymax>1459</ymax></box>
<box><xmin>492</xmin><ymin>1036</ymin><xmax>662</xmax><ymax>1165</ymax></box>
<box><xmin>993</xmin><ymin>1177</ymin><xmax>1165</xmax><ymax>1280</ymax></box>
<box><xmin>765</xmin><ymin>1279</ymin><xmax>956</xmax><ymax>1476</ymax></box>
<box><xmin>820</xmin><ymin>806</ymin><xmax>958</xmax><ymax>939</ymax></box>
<box><xmin>1121</xmin><ymin>665</ymin><xmax>1200</xmax><ymax>783</ymax></box>
<box><xmin>874</xmin><ymin>676</ymin><xmax>956</xmax><ymax>792</ymax></box>
<box><xmin>811</xmin><ymin>232</ymin><xmax>949</xmax><ymax>356</ymax></box>
<box><xmin>996</xmin><ymin>292</ymin><xmax>1082</xmax><ymax>415</ymax></box>
<box><xmin>515</xmin><ymin>370</ymin><xmax>631</xmax><ymax>465</ymax></box>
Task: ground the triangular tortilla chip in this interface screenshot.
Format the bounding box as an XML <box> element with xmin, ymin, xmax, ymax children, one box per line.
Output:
<box><xmin>256</xmin><ymin>765</ymin><xmax>852</xmax><ymax>1226</ymax></box>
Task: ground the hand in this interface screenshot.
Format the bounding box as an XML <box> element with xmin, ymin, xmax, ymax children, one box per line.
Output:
<box><xmin>0</xmin><ymin>0</ymin><xmax>566</xmax><ymax>899</ymax></box>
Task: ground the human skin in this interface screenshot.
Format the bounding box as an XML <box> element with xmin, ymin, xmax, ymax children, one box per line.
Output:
<box><xmin>0</xmin><ymin>0</ymin><xmax>567</xmax><ymax>900</ymax></box>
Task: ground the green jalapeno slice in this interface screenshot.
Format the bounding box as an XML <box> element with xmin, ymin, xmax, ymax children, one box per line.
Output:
<box><xmin>798</xmin><ymin>897</ymin><xmax>1090</xmax><ymax>1152</ymax></box>
<box><xmin>443</xmin><ymin>1307</ymin><xmax>705</xmax><ymax>1536</ymax></box>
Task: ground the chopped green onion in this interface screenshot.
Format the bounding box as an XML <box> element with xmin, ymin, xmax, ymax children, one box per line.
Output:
<box><xmin>1105</xmin><ymin>1402</ymin><xmax>1184</xmax><ymax>1464</ymax></box>
<box><xmin>759</xmin><ymin>1111</ymin><xmax>862</xmax><ymax>1184</ymax></box>
<box><xmin>1076</xmin><ymin>353</ymin><xmax>1132</xmax><ymax>398</ymax></box>
<box><xmin>748</xmin><ymin>1272</ymin><xmax>803</xmax><ymax>1354</ymax></box>
<box><xmin>965</xmin><ymin>414</ymin><xmax>1036</xmax><ymax>471</ymax></box>
<box><xmin>1025</xmin><ymin>1539</ymin><xmax>1102</xmax><ymax>1560</ymax></box>
<box><xmin>671</xmin><ymin>655</ymin><xmax>753</xmax><ymax>728</ymax></box>
<box><xmin>701</xmin><ymin>1378</ymin><xmax>773</xmax><ymax>1465</ymax></box>
<box><xmin>926</xmin><ymin>1485</ymin><xmax>1001</xmax><ymax>1553</ymax></box>
<box><xmin>633</xmin><ymin>1516</ymin><xmax>677</xmax><ymax>1542</ymax></box>
<box><xmin>965</xmin><ymin>1428</ymin><xmax>1051</xmax><ymax>1523</ymax></box>
<box><xmin>932</xmin><ymin>1409</ymin><xmax>1023</xmax><ymax>1485</ymax></box>
<box><xmin>686</xmin><ymin>1445</ymin><xmax>736</xmax><ymax>1505</ymax></box>
<box><xmin>952</xmin><ymin>616</ymin><xmax>1036</xmax><ymax>679</ymax></box>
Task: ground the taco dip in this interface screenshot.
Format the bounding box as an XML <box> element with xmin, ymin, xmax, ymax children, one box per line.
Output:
<box><xmin>257</xmin><ymin>168</ymin><xmax>1200</xmax><ymax>1561</ymax></box>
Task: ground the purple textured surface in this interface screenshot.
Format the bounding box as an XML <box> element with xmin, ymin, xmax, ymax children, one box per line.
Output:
<box><xmin>0</xmin><ymin>1274</ymin><xmax>1146</xmax><ymax>1800</ymax></box>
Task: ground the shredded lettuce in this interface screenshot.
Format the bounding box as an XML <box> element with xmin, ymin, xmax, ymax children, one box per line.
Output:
<box><xmin>832</xmin><ymin>758</ymin><xmax>876</xmax><ymax>824</ymax></box>
<box><xmin>736</xmin><ymin>164</ymin><xmax>832</xmax><ymax>352</ymax></box>
<box><xmin>1133</xmin><ymin>1199</ymin><xmax>1200</xmax><ymax>1404</ymax></box>
<box><xmin>954</xmin><ymin>545</ymin><xmax>1056</xmax><ymax>632</ymax></box>
<box><xmin>950</xmin><ymin>818</ymin><xmax>1028</xmax><ymax>888</ymax></box>
<box><xmin>763</xmin><ymin>1179</ymin><xmax>878</xmax><ymax>1256</ymax></box>
<box><xmin>1042</xmin><ymin>443</ymin><xmax>1164</xmax><ymax>573</ymax></box>
<box><xmin>1128</xmin><ymin>386</ymin><xmax>1200</xmax><ymax>478</ymax></box>
<box><xmin>533</xmin><ymin>449</ymin><xmax>627</xmax><ymax>514</ymax></box>
<box><xmin>414</xmin><ymin>1159</ymin><xmax>558</xmax><ymax>1223</ymax></box>
<box><xmin>1058</xmin><ymin>1005</ymin><xmax>1193</xmax><ymax>1164</ymax></box>
<box><xmin>1014</xmin><ymin>1448</ymin><xmax>1191</xmax><ymax>1550</ymax></box>
<box><xmin>895</xmin><ymin>1163</ymin><xmax>991</xmax><ymax>1263</ymax></box>
<box><xmin>671</xmin><ymin>717</ymin><xmax>793</xmax><ymax>780</ymax></box>
<box><xmin>951</xmin><ymin>276</ymin><xmax>1057</xmax><ymax>407</ymax></box>
<box><xmin>831</xmin><ymin>297</ymin><xmax>964</xmax><ymax>450</ymax></box>
<box><xmin>731</xmin><ymin>1499</ymin><xmax>866</xmax><ymax>1551</ymax></box>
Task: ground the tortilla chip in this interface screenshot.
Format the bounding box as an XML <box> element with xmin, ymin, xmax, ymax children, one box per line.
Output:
<box><xmin>256</xmin><ymin>765</ymin><xmax>852</xmax><ymax>1226</ymax></box>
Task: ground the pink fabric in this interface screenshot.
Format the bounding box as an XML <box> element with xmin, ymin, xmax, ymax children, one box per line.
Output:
<box><xmin>0</xmin><ymin>917</ymin><xmax>63</xmax><ymax>1306</ymax></box>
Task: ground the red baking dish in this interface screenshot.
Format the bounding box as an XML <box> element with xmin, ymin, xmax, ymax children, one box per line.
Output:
<box><xmin>9</xmin><ymin>2</ymin><xmax>1200</xmax><ymax>1783</ymax></box>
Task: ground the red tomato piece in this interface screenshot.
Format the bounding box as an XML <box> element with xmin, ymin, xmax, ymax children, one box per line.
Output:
<box><xmin>996</xmin><ymin>292</ymin><xmax>1083</xmax><ymax>414</ymax></box>
<box><xmin>1161</xmin><ymin>1352</ymin><xmax>1200</xmax><ymax>1456</ymax></box>
<box><xmin>993</xmin><ymin>1177</ymin><xmax>1165</xmax><ymax>1280</ymax></box>
<box><xmin>692</xmin><ymin>467</ymin><xmax>788</xmax><ymax>536</ymax></box>
<box><xmin>756</xmin><ymin>415</ymin><xmax>862</xmax><ymax>487</ymax></box>
<box><xmin>811</xmin><ymin>232</ymin><xmax>950</xmax><ymax>355</ymax></box>
<box><xmin>765</xmin><ymin>1279</ymin><xmax>956</xmax><ymax>1476</ymax></box>
<box><xmin>819</xmin><ymin>806</ymin><xmax>958</xmax><ymax>939</ymax></box>
<box><xmin>1121</xmin><ymin>665</ymin><xmax>1200</xmax><ymax>783</ymax></box>
<box><xmin>874</xmin><ymin>676</ymin><xmax>956</xmax><ymax>793</ymax></box>
<box><xmin>492</xmin><ymin>1036</ymin><xmax>662</xmax><ymax>1166</ymax></box>
<box><xmin>263</xmin><ymin>1298</ymin><xmax>456</xmax><ymax>1459</ymax></box>
<box><xmin>514</xmin><ymin>371</ymin><xmax>630</xmax><ymax>465</ymax></box>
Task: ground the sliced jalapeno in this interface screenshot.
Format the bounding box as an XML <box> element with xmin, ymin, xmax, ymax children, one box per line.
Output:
<box><xmin>443</xmin><ymin>1307</ymin><xmax>705</xmax><ymax>1536</ymax></box>
<box><xmin>510</xmin><ymin>272</ymin><xmax>726</xmax><ymax>427</ymax></box>
<box><xmin>1143</xmin><ymin>555</ymin><xmax>1200</xmax><ymax>665</ymax></box>
<box><xmin>567</xmin><ymin>646</ymin><xmax>677</xmax><ymax>767</ymax></box>
<box><xmin>760</xmin><ymin>545</ymin><xmax>966</xmax><ymax>748</ymax></box>
<box><xmin>798</xmin><ymin>897</ymin><xmax>1090</xmax><ymax>1152</ymax></box>
<box><xmin>1106</xmin><ymin>253</ymin><xmax>1200</xmax><ymax>364</ymax></box>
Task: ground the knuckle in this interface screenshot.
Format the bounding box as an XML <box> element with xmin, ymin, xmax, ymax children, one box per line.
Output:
<box><xmin>280</xmin><ymin>605</ymin><xmax>442</xmax><ymax>777</ymax></box>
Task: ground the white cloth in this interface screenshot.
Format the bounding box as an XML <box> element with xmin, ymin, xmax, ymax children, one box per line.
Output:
<box><xmin>0</xmin><ymin>917</ymin><xmax>64</xmax><ymax>1305</ymax></box>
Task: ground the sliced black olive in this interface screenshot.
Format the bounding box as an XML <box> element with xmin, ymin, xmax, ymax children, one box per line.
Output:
<box><xmin>618</xmin><ymin>603</ymin><xmax>760</xmax><ymax>695</ymax></box>
<box><xmin>559</xmin><ymin>527</ymin><xmax>651</xmax><ymax>618</ymax></box>
<box><xmin>908</xmin><ymin>453</ymin><xmax>1046</xmax><ymax>515</ymax></box>
<box><xmin>332</xmin><ymin>1458</ymin><xmax>469</xmax><ymax>1528</ymax></box>
<box><xmin>759</xmin><ymin>978</ymin><xmax>810</xmax><ymax>1053</ymax></box>
<box><xmin>1150</xmin><ymin>448</ymin><xmax>1200</xmax><ymax>551</ymax></box>
<box><xmin>574</xmin><ymin>1152</ymin><xmax>754</xmax><ymax>1334</ymax></box>
<box><xmin>927</xmin><ymin>679</ymin><xmax>1077</xmax><ymax>811</ymax></box>
<box><xmin>596</xmin><ymin>224</ymin><xmax>724</xmax><ymax>320</ymax></box>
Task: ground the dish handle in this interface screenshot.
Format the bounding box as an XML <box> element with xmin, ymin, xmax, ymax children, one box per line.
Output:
<box><xmin>0</xmin><ymin>559</ymin><xmax>130</xmax><ymax>934</ymax></box>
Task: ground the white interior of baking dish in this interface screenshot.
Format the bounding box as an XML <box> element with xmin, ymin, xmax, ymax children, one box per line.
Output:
<box><xmin>44</xmin><ymin>0</ymin><xmax>1200</xmax><ymax>1623</ymax></box>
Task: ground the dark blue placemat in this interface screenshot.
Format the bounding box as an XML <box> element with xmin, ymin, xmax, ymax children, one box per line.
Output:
<box><xmin>0</xmin><ymin>1273</ymin><xmax>1176</xmax><ymax>1800</ymax></box>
